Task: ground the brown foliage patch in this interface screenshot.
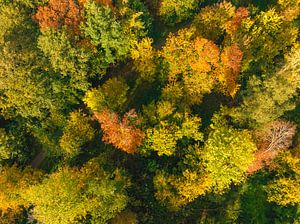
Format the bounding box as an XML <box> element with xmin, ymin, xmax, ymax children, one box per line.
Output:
<box><xmin>225</xmin><ymin>7</ymin><xmax>249</xmax><ymax>34</ymax></box>
<box><xmin>247</xmin><ymin>120</ymin><xmax>297</xmax><ymax>175</ymax></box>
<box><xmin>219</xmin><ymin>44</ymin><xmax>243</xmax><ymax>96</ymax></box>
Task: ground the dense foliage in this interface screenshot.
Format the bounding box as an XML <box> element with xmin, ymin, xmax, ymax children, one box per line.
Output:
<box><xmin>0</xmin><ymin>0</ymin><xmax>300</xmax><ymax>223</ymax></box>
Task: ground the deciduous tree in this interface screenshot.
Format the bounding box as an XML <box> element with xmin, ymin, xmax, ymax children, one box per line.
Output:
<box><xmin>81</xmin><ymin>1</ymin><xmax>132</xmax><ymax>65</ymax></box>
<box><xmin>59</xmin><ymin>110</ymin><xmax>95</xmax><ymax>156</ymax></box>
<box><xmin>159</xmin><ymin>0</ymin><xmax>201</xmax><ymax>25</ymax></box>
<box><xmin>219</xmin><ymin>44</ymin><xmax>243</xmax><ymax>96</ymax></box>
<box><xmin>33</xmin><ymin>0</ymin><xmax>83</xmax><ymax>34</ymax></box>
<box><xmin>94</xmin><ymin>109</ymin><xmax>145</xmax><ymax>154</ymax></box>
<box><xmin>247</xmin><ymin>120</ymin><xmax>296</xmax><ymax>174</ymax></box>
<box><xmin>84</xmin><ymin>77</ymin><xmax>129</xmax><ymax>112</ymax></box>
<box><xmin>233</xmin><ymin>8</ymin><xmax>298</xmax><ymax>70</ymax></box>
<box><xmin>144</xmin><ymin>112</ymin><xmax>203</xmax><ymax>156</ymax></box>
<box><xmin>276</xmin><ymin>0</ymin><xmax>300</xmax><ymax>21</ymax></box>
<box><xmin>154</xmin><ymin>168</ymin><xmax>211</xmax><ymax>209</ymax></box>
<box><xmin>0</xmin><ymin>165</ymin><xmax>43</xmax><ymax>214</ymax></box>
<box><xmin>202</xmin><ymin>111</ymin><xmax>256</xmax><ymax>193</ymax></box>
<box><xmin>131</xmin><ymin>37</ymin><xmax>157</xmax><ymax>81</ymax></box>
<box><xmin>0</xmin><ymin>129</ymin><xmax>13</xmax><ymax>163</ymax></box>
<box><xmin>24</xmin><ymin>158</ymin><xmax>130</xmax><ymax>224</ymax></box>
<box><xmin>37</xmin><ymin>28</ymin><xmax>92</xmax><ymax>91</ymax></box>
<box><xmin>266</xmin><ymin>150</ymin><xmax>300</xmax><ymax>206</ymax></box>
<box><xmin>160</xmin><ymin>28</ymin><xmax>219</xmax><ymax>105</ymax></box>
<box><xmin>161</xmin><ymin>28</ymin><xmax>244</xmax><ymax>104</ymax></box>
<box><xmin>193</xmin><ymin>1</ymin><xmax>236</xmax><ymax>41</ymax></box>
<box><xmin>0</xmin><ymin>4</ymin><xmax>53</xmax><ymax>119</ymax></box>
<box><xmin>234</xmin><ymin>47</ymin><xmax>300</xmax><ymax>127</ymax></box>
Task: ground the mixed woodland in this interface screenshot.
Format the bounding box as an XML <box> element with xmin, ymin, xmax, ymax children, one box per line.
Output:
<box><xmin>0</xmin><ymin>0</ymin><xmax>300</xmax><ymax>223</ymax></box>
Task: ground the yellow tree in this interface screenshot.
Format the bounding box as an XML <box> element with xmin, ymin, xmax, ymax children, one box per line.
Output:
<box><xmin>266</xmin><ymin>149</ymin><xmax>300</xmax><ymax>206</ymax></box>
<box><xmin>24</xmin><ymin>158</ymin><xmax>130</xmax><ymax>224</ymax></box>
<box><xmin>153</xmin><ymin>144</ymin><xmax>212</xmax><ymax>209</ymax></box>
<box><xmin>0</xmin><ymin>165</ymin><xmax>43</xmax><ymax>216</ymax></box>
<box><xmin>144</xmin><ymin>112</ymin><xmax>203</xmax><ymax>156</ymax></box>
<box><xmin>130</xmin><ymin>37</ymin><xmax>157</xmax><ymax>81</ymax></box>
<box><xmin>193</xmin><ymin>1</ymin><xmax>236</xmax><ymax>41</ymax></box>
<box><xmin>232</xmin><ymin>8</ymin><xmax>298</xmax><ymax>70</ymax></box>
<box><xmin>59</xmin><ymin>110</ymin><xmax>95</xmax><ymax>156</ymax></box>
<box><xmin>161</xmin><ymin>28</ymin><xmax>244</xmax><ymax>104</ymax></box>
<box><xmin>84</xmin><ymin>77</ymin><xmax>129</xmax><ymax>112</ymax></box>
<box><xmin>202</xmin><ymin>111</ymin><xmax>256</xmax><ymax>194</ymax></box>
<box><xmin>160</xmin><ymin>28</ymin><xmax>219</xmax><ymax>105</ymax></box>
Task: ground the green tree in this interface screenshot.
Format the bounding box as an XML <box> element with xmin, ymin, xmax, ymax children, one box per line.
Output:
<box><xmin>233</xmin><ymin>8</ymin><xmax>298</xmax><ymax>71</ymax></box>
<box><xmin>59</xmin><ymin>110</ymin><xmax>95</xmax><ymax>156</ymax></box>
<box><xmin>239</xmin><ymin>177</ymin><xmax>272</xmax><ymax>224</ymax></box>
<box><xmin>37</xmin><ymin>28</ymin><xmax>92</xmax><ymax>91</ymax></box>
<box><xmin>0</xmin><ymin>4</ymin><xmax>51</xmax><ymax>119</ymax></box>
<box><xmin>154</xmin><ymin>168</ymin><xmax>211</xmax><ymax>210</ymax></box>
<box><xmin>111</xmin><ymin>210</ymin><xmax>138</xmax><ymax>224</ymax></box>
<box><xmin>143</xmin><ymin>109</ymin><xmax>203</xmax><ymax>156</ymax></box>
<box><xmin>127</xmin><ymin>0</ymin><xmax>153</xmax><ymax>35</ymax></box>
<box><xmin>24</xmin><ymin>158</ymin><xmax>130</xmax><ymax>224</ymax></box>
<box><xmin>0</xmin><ymin>3</ymin><xmax>80</xmax><ymax>121</ymax></box>
<box><xmin>81</xmin><ymin>1</ymin><xmax>132</xmax><ymax>66</ymax></box>
<box><xmin>0</xmin><ymin>125</ymin><xmax>32</xmax><ymax>165</ymax></box>
<box><xmin>266</xmin><ymin>149</ymin><xmax>300</xmax><ymax>206</ymax></box>
<box><xmin>159</xmin><ymin>0</ymin><xmax>202</xmax><ymax>25</ymax></box>
<box><xmin>0</xmin><ymin>0</ymin><xmax>46</xmax><ymax>8</ymax></box>
<box><xmin>234</xmin><ymin>47</ymin><xmax>300</xmax><ymax>127</ymax></box>
<box><xmin>0</xmin><ymin>165</ymin><xmax>43</xmax><ymax>215</ymax></box>
<box><xmin>84</xmin><ymin>77</ymin><xmax>129</xmax><ymax>112</ymax></box>
<box><xmin>153</xmin><ymin>144</ymin><xmax>212</xmax><ymax>209</ymax></box>
<box><xmin>0</xmin><ymin>129</ymin><xmax>14</xmax><ymax>163</ymax></box>
<box><xmin>193</xmin><ymin>1</ymin><xmax>236</xmax><ymax>42</ymax></box>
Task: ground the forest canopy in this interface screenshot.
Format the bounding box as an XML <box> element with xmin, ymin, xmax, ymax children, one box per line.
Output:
<box><xmin>0</xmin><ymin>0</ymin><xmax>300</xmax><ymax>223</ymax></box>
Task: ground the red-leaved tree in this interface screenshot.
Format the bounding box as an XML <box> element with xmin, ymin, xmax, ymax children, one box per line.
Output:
<box><xmin>94</xmin><ymin>109</ymin><xmax>145</xmax><ymax>154</ymax></box>
<box><xmin>33</xmin><ymin>0</ymin><xmax>82</xmax><ymax>33</ymax></box>
<box><xmin>219</xmin><ymin>44</ymin><xmax>243</xmax><ymax>96</ymax></box>
<box><xmin>225</xmin><ymin>7</ymin><xmax>249</xmax><ymax>35</ymax></box>
<box><xmin>33</xmin><ymin>0</ymin><xmax>114</xmax><ymax>34</ymax></box>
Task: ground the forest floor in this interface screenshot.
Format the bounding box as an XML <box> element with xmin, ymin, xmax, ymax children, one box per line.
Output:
<box><xmin>30</xmin><ymin>150</ymin><xmax>46</xmax><ymax>168</ymax></box>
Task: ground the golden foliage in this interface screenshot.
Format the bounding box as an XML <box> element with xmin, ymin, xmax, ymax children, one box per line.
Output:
<box><xmin>154</xmin><ymin>170</ymin><xmax>212</xmax><ymax>210</ymax></box>
<box><xmin>0</xmin><ymin>166</ymin><xmax>43</xmax><ymax>213</ymax></box>
<box><xmin>144</xmin><ymin>112</ymin><xmax>203</xmax><ymax>156</ymax></box>
<box><xmin>59</xmin><ymin>110</ymin><xmax>95</xmax><ymax>156</ymax></box>
<box><xmin>224</xmin><ymin>7</ymin><xmax>250</xmax><ymax>35</ymax></box>
<box><xmin>131</xmin><ymin>38</ymin><xmax>157</xmax><ymax>80</ymax></box>
<box><xmin>161</xmin><ymin>28</ymin><xmax>220</xmax><ymax>104</ymax></box>
<box><xmin>266</xmin><ymin>150</ymin><xmax>300</xmax><ymax>206</ymax></box>
<box><xmin>193</xmin><ymin>1</ymin><xmax>235</xmax><ymax>41</ymax></box>
<box><xmin>161</xmin><ymin>28</ymin><xmax>244</xmax><ymax>101</ymax></box>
